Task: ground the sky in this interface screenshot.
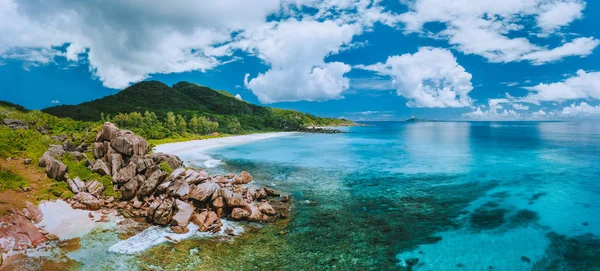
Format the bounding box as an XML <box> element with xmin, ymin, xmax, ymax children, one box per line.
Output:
<box><xmin>1</xmin><ymin>0</ymin><xmax>600</xmax><ymax>121</ymax></box>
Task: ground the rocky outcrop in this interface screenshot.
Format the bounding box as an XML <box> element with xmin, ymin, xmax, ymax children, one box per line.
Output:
<box><xmin>37</xmin><ymin>122</ymin><xmax>290</xmax><ymax>236</ymax></box>
<box><xmin>71</xmin><ymin>192</ymin><xmax>103</xmax><ymax>210</ymax></box>
<box><xmin>45</xmin><ymin>157</ymin><xmax>67</xmax><ymax>181</ymax></box>
<box><xmin>39</xmin><ymin>144</ymin><xmax>66</xmax><ymax>167</ymax></box>
<box><xmin>2</xmin><ymin>118</ymin><xmax>28</xmax><ymax>130</ymax></box>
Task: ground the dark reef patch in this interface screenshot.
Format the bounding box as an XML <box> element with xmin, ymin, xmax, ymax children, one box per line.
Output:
<box><xmin>532</xmin><ymin>232</ymin><xmax>600</xmax><ymax>270</ymax></box>
<box><xmin>509</xmin><ymin>209</ymin><xmax>540</xmax><ymax>227</ymax></box>
<box><xmin>469</xmin><ymin>207</ymin><xmax>508</xmax><ymax>230</ymax></box>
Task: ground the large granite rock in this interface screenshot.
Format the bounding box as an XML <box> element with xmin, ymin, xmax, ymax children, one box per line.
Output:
<box><xmin>188</xmin><ymin>182</ymin><xmax>219</xmax><ymax>202</ymax></box>
<box><xmin>111</xmin><ymin>130</ymin><xmax>148</xmax><ymax>156</ymax></box>
<box><xmin>38</xmin><ymin>144</ymin><xmax>65</xmax><ymax>167</ymax></box>
<box><xmin>101</xmin><ymin>122</ymin><xmax>119</xmax><ymax>141</ymax></box>
<box><xmin>120</xmin><ymin>175</ymin><xmax>142</xmax><ymax>200</ymax></box>
<box><xmin>138</xmin><ymin>168</ymin><xmax>167</xmax><ymax>197</ymax></box>
<box><xmin>114</xmin><ymin>163</ymin><xmax>136</xmax><ymax>184</ymax></box>
<box><xmin>2</xmin><ymin>118</ymin><xmax>28</xmax><ymax>130</ymax></box>
<box><xmin>72</xmin><ymin>192</ymin><xmax>103</xmax><ymax>210</ymax></box>
<box><xmin>233</xmin><ymin>171</ymin><xmax>253</xmax><ymax>184</ymax></box>
<box><xmin>130</xmin><ymin>155</ymin><xmax>154</xmax><ymax>173</ymax></box>
<box><xmin>85</xmin><ymin>180</ymin><xmax>104</xmax><ymax>196</ymax></box>
<box><xmin>45</xmin><ymin>157</ymin><xmax>67</xmax><ymax>181</ymax></box>
<box><xmin>147</xmin><ymin>196</ymin><xmax>175</xmax><ymax>225</ymax></box>
<box><xmin>91</xmin><ymin>159</ymin><xmax>111</xmax><ymax>176</ymax></box>
<box><xmin>67</xmin><ymin>177</ymin><xmax>86</xmax><ymax>194</ymax></box>
<box><xmin>171</xmin><ymin>200</ymin><xmax>194</xmax><ymax>227</ymax></box>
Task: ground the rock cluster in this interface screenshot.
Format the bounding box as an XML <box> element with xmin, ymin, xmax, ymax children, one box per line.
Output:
<box><xmin>42</xmin><ymin>122</ymin><xmax>290</xmax><ymax>234</ymax></box>
<box><xmin>2</xmin><ymin>118</ymin><xmax>28</xmax><ymax>130</ymax></box>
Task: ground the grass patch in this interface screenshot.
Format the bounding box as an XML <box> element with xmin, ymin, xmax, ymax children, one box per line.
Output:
<box><xmin>0</xmin><ymin>167</ymin><xmax>29</xmax><ymax>191</ymax></box>
<box><xmin>158</xmin><ymin>162</ymin><xmax>174</xmax><ymax>175</ymax></box>
<box><xmin>61</xmin><ymin>153</ymin><xmax>120</xmax><ymax>198</ymax></box>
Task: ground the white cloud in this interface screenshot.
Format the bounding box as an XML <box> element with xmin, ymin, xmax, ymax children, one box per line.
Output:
<box><xmin>512</xmin><ymin>103</ymin><xmax>530</xmax><ymax>110</ymax></box>
<box><xmin>532</xmin><ymin>109</ymin><xmax>547</xmax><ymax>117</ymax></box>
<box><xmin>537</xmin><ymin>0</ymin><xmax>585</xmax><ymax>34</ymax></box>
<box><xmin>50</xmin><ymin>100</ymin><xmax>60</xmax><ymax>104</ymax></box>
<box><xmin>560</xmin><ymin>102</ymin><xmax>600</xmax><ymax>116</ymax></box>
<box><xmin>521</xmin><ymin>37</ymin><xmax>599</xmax><ymax>65</ymax></box>
<box><xmin>524</xmin><ymin>70</ymin><xmax>600</xmax><ymax>103</ymax></box>
<box><xmin>357</xmin><ymin>47</ymin><xmax>473</xmax><ymax>108</ymax></box>
<box><xmin>399</xmin><ymin>0</ymin><xmax>598</xmax><ymax>64</ymax></box>
<box><xmin>0</xmin><ymin>0</ymin><xmax>398</xmax><ymax>103</ymax></box>
<box><xmin>234</xmin><ymin>94</ymin><xmax>242</xmax><ymax>100</ymax></box>
<box><xmin>241</xmin><ymin>19</ymin><xmax>357</xmax><ymax>103</ymax></box>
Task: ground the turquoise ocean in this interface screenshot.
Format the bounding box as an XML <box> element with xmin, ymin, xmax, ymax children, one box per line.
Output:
<box><xmin>70</xmin><ymin>121</ymin><xmax>600</xmax><ymax>270</ymax></box>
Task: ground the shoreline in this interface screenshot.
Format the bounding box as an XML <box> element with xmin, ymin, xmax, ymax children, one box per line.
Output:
<box><xmin>153</xmin><ymin>131</ymin><xmax>296</xmax><ymax>155</ymax></box>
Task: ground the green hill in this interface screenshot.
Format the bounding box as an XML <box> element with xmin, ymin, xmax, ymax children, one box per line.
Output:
<box><xmin>42</xmin><ymin>81</ymin><xmax>353</xmax><ymax>132</ymax></box>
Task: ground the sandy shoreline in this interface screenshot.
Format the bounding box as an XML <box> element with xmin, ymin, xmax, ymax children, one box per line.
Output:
<box><xmin>154</xmin><ymin>132</ymin><xmax>296</xmax><ymax>155</ymax></box>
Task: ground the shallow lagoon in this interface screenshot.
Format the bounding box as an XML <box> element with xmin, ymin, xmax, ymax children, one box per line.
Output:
<box><xmin>72</xmin><ymin>122</ymin><xmax>600</xmax><ymax>270</ymax></box>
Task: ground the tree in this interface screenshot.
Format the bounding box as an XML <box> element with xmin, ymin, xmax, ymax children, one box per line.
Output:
<box><xmin>165</xmin><ymin>112</ymin><xmax>177</xmax><ymax>134</ymax></box>
<box><xmin>176</xmin><ymin>114</ymin><xmax>187</xmax><ymax>134</ymax></box>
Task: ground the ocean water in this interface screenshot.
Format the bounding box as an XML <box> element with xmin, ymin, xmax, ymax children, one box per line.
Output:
<box><xmin>67</xmin><ymin>121</ymin><xmax>600</xmax><ymax>270</ymax></box>
<box><xmin>177</xmin><ymin>121</ymin><xmax>600</xmax><ymax>270</ymax></box>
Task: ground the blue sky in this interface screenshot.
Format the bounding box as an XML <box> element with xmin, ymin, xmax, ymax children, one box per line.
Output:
<box><xmin>1</xmin><ymin>0</ymin><xmax>600</xmax><ymax>120</ymax></box>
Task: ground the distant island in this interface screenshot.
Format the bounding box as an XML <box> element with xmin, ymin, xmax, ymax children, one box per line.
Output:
<box><xmin>405</xmin><ymin>117</ymin><xmax>433</xmax><ymax>122</ymax></box>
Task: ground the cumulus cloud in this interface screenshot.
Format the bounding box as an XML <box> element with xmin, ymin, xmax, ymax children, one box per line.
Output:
<box><xmin>512</xmin><ymin>103</ymin><xmax>530</xmax><ymax>110</ymax></box>
<box><xmin>234</xmin><ymin>94</ymin><xmax>242</xmax><ymax>100</ymax></box>
<box><xmin>561</xmin><ymin>102</ymin><xmax>600</xmax><ymax>116</ymax></box>
<box><xmin>0</xmin><ymin>0</ymin><xmax>398</xmax><ymax>103</ymax></box>
<box><xmin>50</xmin><ymin>100</ymin><xmax>60</xmax><ymax>104</ymax></box>
<box><xmin>240</xmin><ymin>19</ymin><xmax>356</xmax><ymax>103</ymax></box>
<box><xmin>524</xmin><ymin>70</ymin><xmax>600</xmax><ymax>103</ymax></box>
<box><xmin>356</xmin><ymin>47</ymin><xmax>473</xmax><ymax>108</ymax></box>
<box><xmin>399</xmin><ymin>0</ymin><xmax>598</xmax><ymax>64</ymax></box>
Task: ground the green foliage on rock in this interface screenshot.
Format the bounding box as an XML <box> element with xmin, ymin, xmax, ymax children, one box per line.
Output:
<box><xmin>61</xmin><ymin>154</ymin><xmax>120</xmax><ymax>198</ymax></box>
<box><xmin>158</xmin><ymin>162</ymin><xmax>173</xmax><ymax>175</ymax></box>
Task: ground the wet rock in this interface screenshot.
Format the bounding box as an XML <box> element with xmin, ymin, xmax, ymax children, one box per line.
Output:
<box><xmin>91</xmin><ymin>159</ymin><xmax>111</xmax><ymax>176</ymax></box>
<box><xmin>171</xmin><ymin>225</ymin><xmax>189</xmax><ymax>234</ymax></box>
<box><xmin>0</xmin><ymin>211</ymin><xmax>47</xmax><ymax>251</ymax></box>
<box><xmin>258</xmin><ymin>201</ymin><xmax>276</xmax><ymax>216</ymax></box>
<box><xmin>45</xmin><ymin>157</ymin><xmax>68</xmax><ymax>181</ymax></box>
<box><xmin>212</xmin><ymin>197</ymin><xmax>225</xmax><ymax>208</ymax></box>
<box><xmin>147</xmin><ymin>196</ymin><xmax>175</xmax><ymax>225</ymax></box>
<box><xmin>247</xmin><ymin>204</ymin><xmax>263</xmax><ymax>222</ymax></box>
<box><xmin>188</xmin><ymin>182</ymin><xmax>219</xmax><ymax>202</ymax></box>
<box><xmin>171</xmin><ymin>200</ymin><xmax>194</xmax><ymax>227</ymax></box>
<box><xmin>226</xmin><ymin>193</ymin><xmax>246</xmax><ymax>207</ymax></box>
<box><xmin>72</xmin><ymin>192</ymin><xmax>103</xmax><ymax>210</ymax></box>
<box><xmin>231</xmin><ymin>208</ymin><xmax>250</xmax><ymax>220</ymax></box>
<box><xmin>233</xmin><ymin>171</ymin><xmax>253</xmax><ymax>184</ymax></box>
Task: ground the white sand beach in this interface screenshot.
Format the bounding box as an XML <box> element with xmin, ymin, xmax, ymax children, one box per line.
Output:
<box><xmin>153</xmin><ymin>132</ymin><xmax>296</xmax><ymax>155</ymax></box>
